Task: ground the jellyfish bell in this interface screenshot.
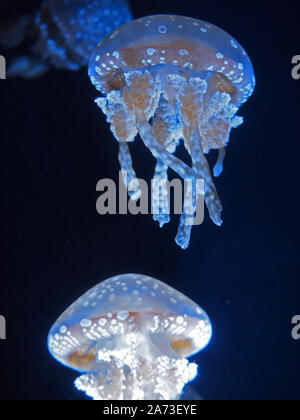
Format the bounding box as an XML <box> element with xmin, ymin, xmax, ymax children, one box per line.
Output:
<box><xmin>48</xmin><ymin>274</ymin><xmax>212</xmax><ymax>400</ymax></box>
<box><xmin>89</xmin><ymin>15</ymin><xmax>255</xmax><ymax>248</ymax></box>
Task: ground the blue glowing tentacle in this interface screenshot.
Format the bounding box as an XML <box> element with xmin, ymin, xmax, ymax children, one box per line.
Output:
<box><xmin>189</xmin><ymin>127</ymin><xmax>223</xmax><ymax>226</ymax></box>
<box><xmin>136</xmin><ymin>116</ymin><xmax>204</xmax><ymax>247</ymax></box>
<box><xmin>176</xmin><ymin>216</ymin><xmax>190</xmax><ymax>249</ymax></box>
<box><xmin>176</xmin><ymin>127</ymin><xmax>205</xmax><ymax>249</ymax></box>
<box><xmin>152</xmin><ymin>160</ymin><xmax>170</xmax><ymax>227</ymax></box>
<box><xmin>213</xmin><ymin>147</ymin><xmax>226</xmax><ymax>177</ymax></box>
<box><xmin>175</xmin><ymin>177</ymin><xmax>196</xmax><ymax>249</ymax></box>
<box><xmin>135</xmin><ymin>115</ymin><xmax>197</xmax><ymax>182</ymax></box>
<box><xmin>118</xmin><ymin>142</ymin><xmax>141</xmax><ymax>201</ymax></box>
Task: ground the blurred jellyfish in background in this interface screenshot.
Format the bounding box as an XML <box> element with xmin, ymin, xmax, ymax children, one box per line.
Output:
<box><xmin>89</xmin><ymin>15</ymin><xmax>255</xmax><ymax>249</ymax></box>
<box><xmin>0</xmin><ymin>0</ymin><xmax>132</xmax><ymax>78</ymax></box>
<box><xmin>48</xmin><ymin>274</ymin><xmax>212</xmax><ymax>400</ymax></box>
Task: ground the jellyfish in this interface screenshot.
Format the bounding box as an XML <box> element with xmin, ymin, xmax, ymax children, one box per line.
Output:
<box><xmin>0</xmin><ymin>0</ymin><xmax>132</xmax><ymax>78</ymax></box>
<box><xmin>48</xmin><ymin>274</ymin><xmax>212</xmax><ymax>400</ymax></box>
<box><xmin>88</xmin><ymin>15</ymin><xmax>256</xmax><ymax>248</ymax></box>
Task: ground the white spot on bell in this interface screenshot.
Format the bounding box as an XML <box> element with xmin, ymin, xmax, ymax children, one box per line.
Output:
<box><xmin>80</xmin><ymin>319</ymin><xmax>92</xmax><ymax>328</ymax></box>
<box><xmin>158</xmin><ymin>25</ymin><xmax>167</xmax><ymax>34</ymax></box>
<box><xmin>117</xmin><ymin>311</ymin><xmax>130</xmax><ymax>321</ymax></box>
<box><xmin>147</xmin><ymin>48</ymin><xmax>156</xmax><ymax>56</ymax></box>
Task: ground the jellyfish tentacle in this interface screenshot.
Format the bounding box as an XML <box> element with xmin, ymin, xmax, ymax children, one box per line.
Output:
<box><xmin>150</xmin><ymin>94</ymin><xmax>192</xmax><ymax>243</ymax></box>
<box><xmin>188</xmin><ymin>126</ymin><xmax>223</xmax><ymax>226</ymax></box>
<box><xmin>122</xmin><ymin>70</ymin><xmax>197</xmax><ymax>182</ymax></box>
<box><xmin>75</xmin><ymin>330</ymin><xmax>198</xmax><ymax>400</ymax></box>
<box><xmin>176</xmin><ymin>216</ymin><xmax>191</xmax><ymax>249</ymax></box>
<box><xmin>151</xmin><ymin>99</ymin><xmax>179</xmax><ymax>227</ymax></box>
<box><xmin>174</xmin><ymin>74</ymin><xmax>223</xmax><ymax>227</ymax></box>
<box><xmin>152</xmin><ymin>160</ymin><xmax>170</xmax><ymax>227</ymax></box>
<box><xmin>175</xmin><ymin>170</ymin><xmax>205</xmax><ymax>249</ymax></box>
<box><xmin>151</xmin><ymin>96</ymin><xmax>182</xmax><ymax>155</ymax></box>
<box><xmin>175</xmin><ymin>128</ymin><xmax>206</xmax><ymax>249</ymax></box>
<box><xmin>119</xmin><ymin>70</ymin><xmax>202</xmax><ymax>237</ymax></box>
<box><xmin>136</xmin><ymin>115</ymin><xmax>197</xmax><ymax>182</ymax></box>
<box><xmin>213</xmin><ymin>147</ymin><xmax>226</xmax><ymax>177</ymax></box>
<box><xmin>118</xmin><ymin>141</ymin><xmax>141</xmax><ymax>201</ymax></box>
<box><xmin>75</xmin><ymin>354</ymin><xmax>197</xmax><ymax>400</ymax></box>
<box><xmin>175</xmin><ymin>178</ymin><xmax>195</xmax><ymax>249</ymax></box>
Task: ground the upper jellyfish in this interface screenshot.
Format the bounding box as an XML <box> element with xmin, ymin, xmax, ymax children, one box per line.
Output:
<box><xmin>89</xmin><ymin>15</ymin><xmax>255</xmax><ymax>249</ymax></box>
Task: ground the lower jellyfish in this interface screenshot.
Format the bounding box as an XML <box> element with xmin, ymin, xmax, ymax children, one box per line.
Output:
<box><xmin>88</xmin><ymin>15</ymin><xmax>255</xmax><ymax>248</ymax></box>
<box><xmin>48</xmin><ymin>274</ymin><xmax>212</xmax><ymax>400</ymax></box>
<box><xmin>0</xmin><ymin>0</ymin><xmax>132</xmax><ymax>78</ymax></box>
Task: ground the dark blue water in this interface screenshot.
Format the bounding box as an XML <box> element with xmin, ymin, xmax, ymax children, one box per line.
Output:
<box><xmin>0</xmin><ymin>0</ymin><xmax>299</xmax><ymax>400</ymax></box>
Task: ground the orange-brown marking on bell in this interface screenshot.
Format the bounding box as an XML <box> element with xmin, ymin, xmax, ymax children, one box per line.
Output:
<box><xmin>171</xmin><ymin>338</ymin><xmax>192</xmax><ymax>351</ymax></box>
<box><xmin>211</xmin><ymin>73</ymin><xmax>237</xmax><ymax>96</ymax></box>
<box><xmin>109</xmin><ymin>72</ymin><xmax>126</xmax><ymax>91</ymax></box>
<box><xmin>68</xmin><ymin>347</ymin><xmax>97</xmax><ymax>369</ymax></box>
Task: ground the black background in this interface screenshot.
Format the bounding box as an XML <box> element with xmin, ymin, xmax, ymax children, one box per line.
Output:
<box><xmin>0</xmin><ymin>0</ymin><xmax>299</xmax><ymax>400</ymax></box>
